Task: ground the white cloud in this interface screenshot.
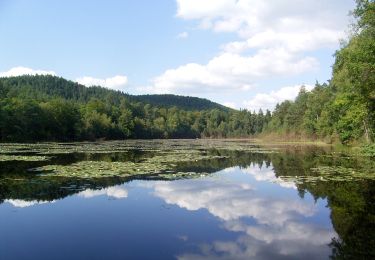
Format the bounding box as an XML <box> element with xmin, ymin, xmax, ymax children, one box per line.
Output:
<box><xmin>146</xmin><ymin>0</ymin><xmax>352</xmax><ymax>98</ymax></box>
<box><xmin>176</xmin><ymin>0</ymin><xmax>351</xmax><ymax>40</ymax></box>
<box><xmin>243</xmin><ymin>84</ymin><xmax>314</xmax><ymax>111</ymax></box>
<box><xmin>148</xmin><ymin>51</ymin><xmax>317</xmax><ymax>95</ymax></box>
<box><xmin>5</xmin><ymin>199</ymin><xmax>54</xmax><ymax>208</ymax></box>
<box><xmin>176</xmin><ymin>0</ymin><xmax>235</xmax><ymax>20</ymax></box>
<box><xmin>223</xmin><ymin>29</ymin><xmax>344</xmax><ymax>54</ymax></box>
<box><xmin>149</xmin><ymin>164</ymin><xmax>337</xmax><ymax>259</ymax></box>
<box><xmin>0</xmin><ymin>67</ymin><xmax>130</xmax><ymax>92</ymax></box>
<box><xmin>76</xmin><ymin>75</ymin><xmax>128</xmax><ymax>91</ymax></box>
<box><xmin>222</xmin><ymin>167</ymin><xmax>237</xmax><ymax>173</ymax></box>
<box><xmin>152</xmin><ymin>178</ymin><xmax>314</xmax><ymax>225</ymax></box>
<box><xmin>223</xmin><ymin>102</ymin><xmax>236</xmax><ymax>109</ymax></box>
<box><xmin>178</xmin><ymin>220</ymin><xmax>335</xmax><ymax>260</ymax></box>
<box><xmin>177</xmin><ymin>31</ymin><xmax>189</xmax><ymax>39</ymax></box>
<box><xmin>242</xmin><ymin>166</ymin><xmax>297</xmax><ymax>189</ymax></box>
<box><xmin>0</xmin><ymin>66</ymin><xmax>56</xmax><ymax>77</ymax></box>
<box><xmin>78</xmin><ymin>186</ymin><xmax>128</xmax><ymax>199</ymax></box>
<box><xmin>234</xmin><ymin>220</ymin><xmax>334</xmax><ymax>246</ymax></box>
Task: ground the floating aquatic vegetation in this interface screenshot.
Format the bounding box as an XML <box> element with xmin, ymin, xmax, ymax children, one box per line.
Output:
<box><xmin>0</xmin><ymin>155</ymin><xmax>51</xmax><ymax>162</ymax></box>
<box><xmin>310</xmin><ymin>166</ymin><xmax>375</xmax><ymax>181</ymax></box>
<box><xmin>158</xmin><ymin>171</ymin><xmax>210</xmax><ymax>180</ymax></box>
<box><xmin>147</xmin><ymin>152</ymin><xmax>228</xmax><ymax>164</ymax></box>
<box><xmin>0</xmin><ymin>139</ymin><xmax>278</xmax><ymax>156</ymax></box>
<box><xmin>0</xmin><ymin>142</ymin><xmax>130</xmax><ymax>155</ymax></box>
<box><xmin>277</xmin><ymin>166</ymin><xmax>375</xmax><ymax>184</ymax></box>
<box><xmin>5</xmin><ymin>140</ymin><xmax>373</xmax><ymax>183</ymax></box>
<box><xmin>1</xmin><ymin>140</ymin><xmax>374</xmax><ymax>206</ymax></box>
<box><xmin>31</xmin><ymin>161</ymin><xmax>167</xmax><ymax>178</ymax></box>
<box><xmin>29</xmin><ymin>151</ymin><xmax>228</xmax><ymax>179</ymax></box>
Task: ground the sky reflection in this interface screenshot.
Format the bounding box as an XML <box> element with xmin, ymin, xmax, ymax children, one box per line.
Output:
<box><xmin>150</xmin><ymin>165</ymin><xmax>336</xmax><ymax>260</ymax></box>
<box><xmin>78</xmin><ymin>186</ymin><xmax>128</xmax><ymax>199</ymax></box>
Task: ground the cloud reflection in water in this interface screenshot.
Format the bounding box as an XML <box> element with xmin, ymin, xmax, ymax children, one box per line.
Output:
<box><xmin>78</xmin><ymin>186</ymin><xmax>128</xmax><ymax>199</ymax></box>
<box><xmin>150</xmin><ymin>164</ymin><xmax>336</xmax><ymax>260</ymax></box>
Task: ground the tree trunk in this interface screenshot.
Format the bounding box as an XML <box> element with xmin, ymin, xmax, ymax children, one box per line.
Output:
<box><xmin>363</xmin><ymin>119</ymin><xmax>370</xmax><ymax>143</ymax></box>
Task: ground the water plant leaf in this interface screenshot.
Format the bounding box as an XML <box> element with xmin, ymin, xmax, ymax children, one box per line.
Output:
<box><xmin>0</xmin><ymin>155</ymin><xmax>51</xmax><ymax>162</ymax></box>
<box><xmin>29</xmin><ymin>151</ymin><xmax>228</xmax><ymax>179</ymax></box>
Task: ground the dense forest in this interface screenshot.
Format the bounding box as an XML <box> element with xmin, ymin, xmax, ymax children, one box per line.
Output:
<box><xmin>259</xmin><ymin>0</ymin><xmax>374</xmax><ymax>144</ymax></box>
<box><xmin>0</xmin><ymin>0</ymin><xmax>373</xmax><ymax>144</ymax></box>
<box><xmin>131</xmin><ymin>94</ymin><xmax>230</xmax><ymax>111</ymax></box>
<box><xmin>0</xmin><ymin>75</ymin><xmax>271</xmax><ymax>141</ymax></box>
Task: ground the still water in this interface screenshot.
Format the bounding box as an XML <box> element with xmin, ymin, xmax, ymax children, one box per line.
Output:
<box><xmin>0</xmin><ymin>140</ymin><xmax>374</xmax><ymax>259</ymax></box>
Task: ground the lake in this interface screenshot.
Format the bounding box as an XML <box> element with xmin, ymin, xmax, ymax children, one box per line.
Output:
<box><xmin>0</xmin><ymin>140</ymin><xmax>374</xmax><ymax>260</ymax></box>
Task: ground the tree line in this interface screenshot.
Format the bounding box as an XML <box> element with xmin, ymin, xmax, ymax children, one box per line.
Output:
<box><xmin>264</xmin><ymin>0</ymin><xmax>374</xmax><ymax>144</ymax></box>
<box><xmin>0</xmin><ymin>76</ymin><xmax>271</xmax><ymax>141</ymax></box>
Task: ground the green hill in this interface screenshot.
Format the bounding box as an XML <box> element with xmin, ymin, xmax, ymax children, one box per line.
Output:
<box><xmin>0</xmin><ymin>75</ymin><xmax>230</xmax><ymax>111</ymax></box>
<box><xmin>0</xmin><ymin>75</ymin><xmax>269</xmax><ymax>141</ymax></box>
<box><xmin>132</xmin><ymin>94</ymin><xmax>230</xmax><ymax>111</ymax></box>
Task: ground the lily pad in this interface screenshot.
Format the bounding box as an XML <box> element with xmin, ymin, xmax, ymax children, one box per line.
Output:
<box><xmin>0</xmin><ymin>155</ymin><xmax>51</xmax><ymax>162</ymax></box>
<box><xmin>29</xmin><ymin>150</ymin><xmax>228</xmax><ymax>179</ymax></box>
<box><xmin>310</xmin><ymin>166</ymin><xmax>375</xmax><ymax>180</ymax></box>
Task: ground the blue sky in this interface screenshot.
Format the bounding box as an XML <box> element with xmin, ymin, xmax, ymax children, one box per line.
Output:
<box><xmin>0</xmin><ymin>0</ymin><xmax>355</xmax><ymax>110</ymax></box>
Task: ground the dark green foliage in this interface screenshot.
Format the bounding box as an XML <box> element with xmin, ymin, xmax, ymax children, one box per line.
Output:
<box><xmin>360</xmin><ymin>143</ymin><xmax>375</xmax><ymax>157</ymax></box>
<box><xmin>132</xmin><ymin>94</ymin><xmax>230</xmax><ymax>111</ymax></box>
<box><xmin>265</xmin><ymin>1</ymin><xmax>374</xmax><ymax>144</ymax></box>
<box><xmin>265</xmin><ymin>83</ymin><xmax>339</xmax><ymax>141</ymax></box>
<box><xmin>0</xmin><ymin>75</ymin><xmax>269</xmax><ymax>141</ymax></box>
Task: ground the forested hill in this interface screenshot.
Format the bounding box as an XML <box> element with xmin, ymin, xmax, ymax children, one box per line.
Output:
<box><xmin>131</xmin><ymin>94</ymin><xmax>230</xmax><ymax>111</ymax></box>
<box><xmin>0</xmin><ymin>74</ymin><xmax>271</xmax><ymax>141</ymax></box>
<box><xmin>0</xmin><ymin>75</ymin><xmax>227</xmax><ymax>112</ymax></box>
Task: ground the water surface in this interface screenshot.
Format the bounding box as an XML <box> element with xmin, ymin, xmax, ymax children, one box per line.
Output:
<box><xmin>0</xmin><ymin>140</ymin><xmax>374</xmax><ymax>259</ymax></box>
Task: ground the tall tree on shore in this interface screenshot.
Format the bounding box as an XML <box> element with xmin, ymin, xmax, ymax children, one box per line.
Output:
<box><xmin>332</xmin><ymin>0</ymin><xmax>375</xmax><ymax>142</ymax></box>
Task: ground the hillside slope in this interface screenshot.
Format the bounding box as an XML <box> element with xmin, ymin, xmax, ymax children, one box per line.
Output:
<box><xmin>0</xmin><ymin>75</ymin><xmax>229</xmax><ymax>111</ymax></box>
<box><xmin>132</xmin><ymin>94</ymin><xmax>230</xmax><ymax>111</ymax></box>
<box><xmin>0</xmin><ymin>75</ymin><xmax>270</xmax><ymax>142</ymax></box>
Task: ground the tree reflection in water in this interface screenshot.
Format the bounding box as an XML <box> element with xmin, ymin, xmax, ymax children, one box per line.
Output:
<box><xmin>0</xmin><ymin>145</ymin><xmax>373</xmax><ymax>259</ymax></box>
